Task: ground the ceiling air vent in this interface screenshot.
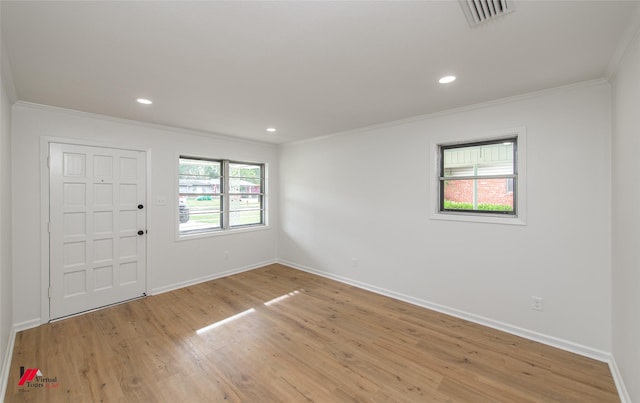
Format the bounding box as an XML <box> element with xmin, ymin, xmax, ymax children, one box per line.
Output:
<box><xmin>459</xmin><ymin>0</ymin><xmax>514</xmax><ymax>26</ymax></box>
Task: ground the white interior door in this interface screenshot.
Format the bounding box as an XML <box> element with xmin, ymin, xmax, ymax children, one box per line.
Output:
<box><xmin>49</xmin><ymin>143</ymin><xmax>146</xmax><ymax>320</ymax></box>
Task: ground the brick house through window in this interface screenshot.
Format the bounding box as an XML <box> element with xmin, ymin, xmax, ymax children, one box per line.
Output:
<box><xmin>444</xmin><ymin>178</ymin><xmax>513</xmax><ymax>207</ymax></box>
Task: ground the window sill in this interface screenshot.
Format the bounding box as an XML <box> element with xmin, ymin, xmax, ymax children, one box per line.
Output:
<box><xmin>176</xmin><ymin>224</ymin><xmax>271</xmax><ymax>241</ymax></box>
<box><xmin>430</xmin><ymin>211</ymin><xmax>526</xmax><ymax>226</ymax></box>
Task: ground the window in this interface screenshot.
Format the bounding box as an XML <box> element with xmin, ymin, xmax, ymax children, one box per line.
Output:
<box><xmin>179</xmin><ymin>157</ymin><xmax>264</xmax><ymax>236</ymax></box>
<box><xmin>228</xmin><ymin>162</ymin><xmax>264</xmax><ymax>227</ymax></box>
<box><xmin>439</xmin><ymin>137</ymin><xmax>517</xmax><ymax>216</ymax></box>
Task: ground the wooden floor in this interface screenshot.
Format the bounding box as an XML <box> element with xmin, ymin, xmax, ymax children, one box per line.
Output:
<box><xmin>5</xmin><ymin>264</ymin><xmax>619</xmax><ymax>402</ymax></box>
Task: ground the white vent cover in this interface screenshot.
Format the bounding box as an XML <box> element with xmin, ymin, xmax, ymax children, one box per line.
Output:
<box><xmin>459</xmin><ymin>0</ymin><xmax>514</xmax><ymax>26</ymax></box>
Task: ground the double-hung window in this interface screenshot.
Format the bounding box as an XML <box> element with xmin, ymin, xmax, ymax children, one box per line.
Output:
<box><xmin>439</xmin><ymin>137</ymin><xmax>517</xmax><ymax>215</ymax></box>
<box><xmin>179</xmin><ymin>157</ymin><xmax>265</xmax><ymax>236</ymax></box>
<box><xmin>228</xmin><ymin>162</ymin><xmax>264</xmax><ymax>227</ymax></box>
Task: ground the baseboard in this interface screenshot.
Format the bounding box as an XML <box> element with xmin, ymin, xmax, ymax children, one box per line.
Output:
<box><xmin>279</xmin><ymin>259</ymin><xmax>611</xmax><ymax>363</ymax></box>
<box><xmin>12</xmin><ymin>319</ymin><xmax>41</xmax><ymax>333</ymax></box>
<box><xmin>609</xmin><ymin>355</ymin><xmax>631</xmax><ymax>403</ymax></box>
<box><xmin>1</xmin><ymin>319</ymin><xmax>46</xmax><ymax>402</ymax></box>
<box><xmin>0</xmin><ymin>325</ymin><xmax>17</xmax><ymax>403</ymax></box>
<box><xmin>151</xmin><ymin>259</ymin><xmax>277</xmax><ymax>295</ymax></box>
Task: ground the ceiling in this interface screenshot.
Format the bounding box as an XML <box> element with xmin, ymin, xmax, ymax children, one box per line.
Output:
<box><xmin>1</xmin><ymin>1</ymin><xmax>638</xmax><ymax>144</ymax></box>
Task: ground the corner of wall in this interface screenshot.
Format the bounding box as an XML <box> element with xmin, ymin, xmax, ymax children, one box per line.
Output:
<box><xmin>609</xmin><ymin>355</ymin><xmax>632</xmax><ymax>403</ymax></box>
<box><xmin>610</xmin><ymin>5</ymin><xmax>640</xmax><ymax>402</ymax></box>
<box><xmin>0</xmin><ymin>28</ymin><xmax>16</xmax><ymax>400</ymax></box>
<box><xmin>0</xmin><ymin>37</ymin><xmax>18</xmax><ymax>104</ymax></box>
<box><xmin>0</xmin><ymin>326</ymin><xmax>16</xmax><ymax>401</ymax></box>
<box><xmin>607</xmin><ymin>1</ymin><xmax>640</xmax><ymax>81</ymax></box>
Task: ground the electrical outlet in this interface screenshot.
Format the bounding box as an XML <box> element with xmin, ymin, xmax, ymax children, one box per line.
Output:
<box><xmin>224</xmin><ymin>251</ymin><xmax>229</xmax><ymax>260</ymax></box>
<box><xmin>156</xmin><ymin>196</ymin><xmax>167</xmax><ymax>206</ymax></box>
<box><xmin>531</xmin><ymin>296</ymin><xmax>543</xmax><ymax>311</ymax></box>
<box><xmin>351</xmin><ymin>258</ymin><xmax>359</xmax><ymax>268</ymax></box>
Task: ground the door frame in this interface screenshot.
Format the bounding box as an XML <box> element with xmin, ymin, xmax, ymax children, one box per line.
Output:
<box><xmin>39</xmin><ymin>136</ymin><xmax>151</xmax><ymax>324</ymax></box>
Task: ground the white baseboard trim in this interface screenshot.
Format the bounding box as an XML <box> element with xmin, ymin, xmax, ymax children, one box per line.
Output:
<box><xmin>1</xmin><ymin>318</ymin><xmax>55</xmax><ymax>401</ymax></box>
<box><xmin>151</xmin><ymin>259</ymin><xmax>277</xmax><ymax>295</ymax></box>
<box><xmin>279</xmin><ymin>260</ymin><xmax>611</xmax><ymax>363</ymax></box>
<box><xmin>609</xmin><ymin>355</ymin><xmax>631</xmax><ymax>403</ymax></box>
<box><xmin>0</xmin><ymin>325</ymin><xmax>17</xmax><ymax>403</ymax></box>
<box><xmin>13</xmin><ymin>319</ymin><xmax>41</xmax><ymax>333</ymax></box>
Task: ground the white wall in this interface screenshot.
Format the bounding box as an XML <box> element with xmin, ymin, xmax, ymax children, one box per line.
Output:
<box><xmin>0</xmin><ymin>34</ymin><xmax>15</xmax><ymax>385</ymax></box>
<box><xmin>612</xmin><ymin>23</ymin><xmax>640</xmax><ymax>403</ymax></box>
<box><xmin>11</xmin><ymin>104</ymin><xmax>279</xmax><ymax>326</ymax></box>
<box><xmin>280</xmin><ymin>82</ymin><xmax>612</xmax><ymax>354</ymax></box>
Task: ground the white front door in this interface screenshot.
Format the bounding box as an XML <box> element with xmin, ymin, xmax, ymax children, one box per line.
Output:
<box><xmin>49</xmin><ymin>143</ymin><xmax>146</xmax><ymax>320</ymax></box>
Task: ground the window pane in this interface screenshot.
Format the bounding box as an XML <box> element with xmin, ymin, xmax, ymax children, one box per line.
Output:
<box><xmin>229</xmin><ymin>177</ymin><xmax>262</xmax><ymax>194</ymax></box>
<box><xmin>230</xmin><ymin>195</ymin><xmax>263</xmax><ymax>227</ymax></box>
<box><xmin>179</xmin><ymin>158</ymin><xmax>222</xmax><ymax>195</ymax></box>
<box><xmin>443</xmin><ymin>142</ymin><xmax>514</xmax><ymax>177</ymax></box>
<box><xmin>179</xmin><ymin>196</ymin><xmax>222</xmax><ymax>233</ymax></box>
<box><xmin>443</xmin><ymin>178</ymin><xmax>514</xmax><ymax>212</ymax></box>
<box><xmin>230</xmin><ymin>210</ymin><xmax>263</xmax><ymax>227</ymax></box>
<box><xmin>230</xmin><ymin>195</ymin><xmax>262</xmax><ymax>211</ymax></box>
<box><xmin>229</xmin><ymin>163</ymin><xmax>261</xmax><ymax>179</ymax></box>
<box><xmin>229</xmin><ymin>163</ymin><xmax>262</xmax><ymax>194</ymax></box>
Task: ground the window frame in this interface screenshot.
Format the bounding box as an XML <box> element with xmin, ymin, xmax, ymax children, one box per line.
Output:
<box><xmin>177</xmin><ymin>156</ymin><xmax>267</xmax><ymax>239</ymax></box>
<box><xmin>429</xmin><ymin>127</ymin><xmax>527</xmax><ymax>226</ymax></box>
<box><xmin>439</xmin><ymin>137</ymin><xmax>517</xmax><ymax>216</ymax></box>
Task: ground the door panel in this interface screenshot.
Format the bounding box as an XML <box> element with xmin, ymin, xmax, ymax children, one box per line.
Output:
<box><xmin>50</xmin><ymin>143</ymin><xmax>146</xmax><ymax>320</ymax></box>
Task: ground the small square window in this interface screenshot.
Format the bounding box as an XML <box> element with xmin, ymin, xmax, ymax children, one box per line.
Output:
<box><xmin>439</xmin><ymin>137</ymin><xmax>517</xmax><ymax>215</ymax></box>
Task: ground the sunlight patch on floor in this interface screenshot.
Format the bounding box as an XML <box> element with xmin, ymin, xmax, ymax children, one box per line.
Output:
<box><xmin>196</xmin><ymin>308</ymin><xmax>256</xmax><ymax>334</ymax></box>
<box><xmin>264</xmin><ymin>290</ymin><xmax>301</xmax><ymax>306</ymax></box>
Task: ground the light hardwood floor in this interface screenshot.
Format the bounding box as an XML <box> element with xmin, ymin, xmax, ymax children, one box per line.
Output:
<box><xmin>5</xmin><ymin>264</ymin><xmax>619</xmax><ymax>402</ymax></box>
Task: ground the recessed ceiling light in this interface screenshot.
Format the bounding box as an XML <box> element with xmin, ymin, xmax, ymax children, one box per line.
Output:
<box><xmin>136</xmin><ymin>98</ymin><xmax>153</xmax><ymax>105</ymax></box>
<box><xmin>438</xmin><ymin>75</ymin><xmax>456</xmax><ymax>84</ymax></box>
<box><xmin>266</xmin><ymin>128</ymin><xmax>277</xmax><ymax>132</ymax></box>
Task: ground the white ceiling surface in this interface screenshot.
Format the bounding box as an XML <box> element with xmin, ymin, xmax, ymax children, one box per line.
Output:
<box><xmin>1</xmin><ymin>1</ymin><xmax>638</xmax><ymax>144</ymax></box>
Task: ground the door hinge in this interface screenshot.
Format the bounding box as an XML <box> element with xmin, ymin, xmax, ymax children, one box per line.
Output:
<box><xmin>48</xmin><ymin>287</ymin><xmax>51</xmax><ymax>299</ymax></box>
<box><xmin>47</xmin><ymin>156</ymin><xmax>51</xmax><ymax>169</ymax></box>
<box><xmin>48</xmin><ymin>222</ymin><xmax>51</xmax><ymax>233</ymax></box>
